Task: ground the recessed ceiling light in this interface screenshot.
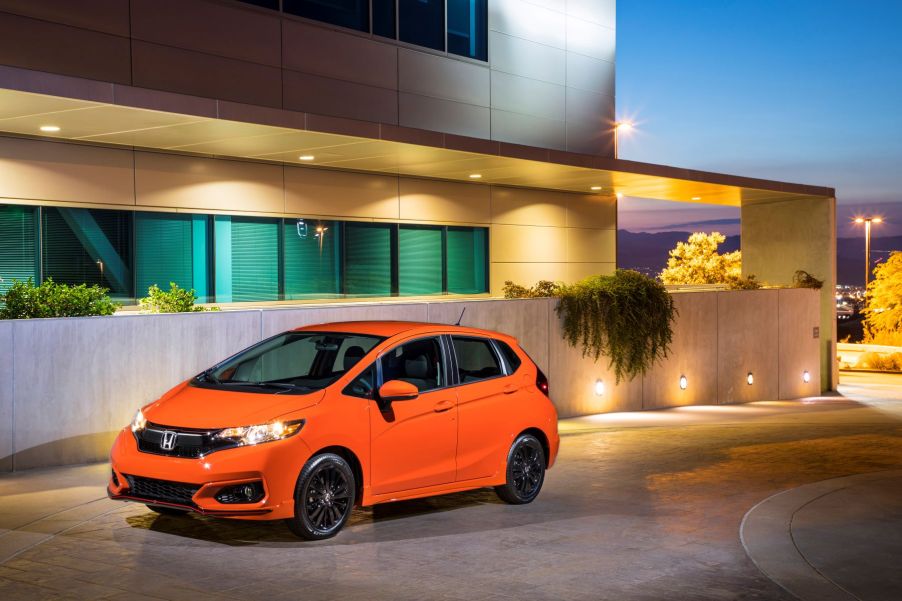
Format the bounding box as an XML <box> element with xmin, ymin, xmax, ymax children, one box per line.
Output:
<box><xmin>298</xmin><ymin>155</ymin><xmax>315</xmax><ymax>161</ymax></box>
<box><xmin>469</xmin><ymin>173</ymin><xmax>482</xmax><ymax>179</ymax></box>
<box><xmin>40</xmin><ymin>125</ymin><xmax>60</xmax><ymax>132</ymax></box>
<box><xmin>590</xmin><ymin>186</ymin><xmax>602</xmax><ymax>191</ymax></box>
<box><xmin>691</xmin><ymin>196</ymin><xmax>701</xmax><ymax>201</ymax></box>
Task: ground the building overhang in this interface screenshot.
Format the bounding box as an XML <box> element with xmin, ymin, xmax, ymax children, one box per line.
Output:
<box><xmin>0</xmin><ymin>70</ymin><xmax>834</xmax><ymax>207</ymax></box>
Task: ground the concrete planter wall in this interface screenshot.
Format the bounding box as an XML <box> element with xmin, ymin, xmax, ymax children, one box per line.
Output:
<box><xmin>0</xmin><ymin>289</ymin><xmax>821</xmax><ymax>471</ymax></box>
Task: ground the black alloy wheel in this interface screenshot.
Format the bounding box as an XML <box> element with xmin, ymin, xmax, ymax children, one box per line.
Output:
<box><xmin>287</xmin><ymin>453</ymin><xmax>355</xmax><ymax>540</ymax></box>
<box><xmin>495</xmin><ymin>434</ymin><xmax>546</xmax><ymax>504</ymax></box>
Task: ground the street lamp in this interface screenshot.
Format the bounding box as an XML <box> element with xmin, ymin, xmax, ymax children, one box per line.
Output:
<box><xmin>613</xmin><ymin>120</ymin><xmax>634</xmax><ymax>159</ymax></box>
<box><xmin>854</xmin><ymin>216</ymin><xmax>883</xmax><ymax>287</ymax></box>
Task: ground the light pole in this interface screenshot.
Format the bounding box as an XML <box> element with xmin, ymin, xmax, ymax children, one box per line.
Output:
<box><xmin>854</xmin><ymin>216</ymin><xmax>883</xmax><ymax>288</ymax></box>
<box><xmin>613</xmin><ymin>120</ymin><xmax>633</xmax><ymax>159</ymax></box>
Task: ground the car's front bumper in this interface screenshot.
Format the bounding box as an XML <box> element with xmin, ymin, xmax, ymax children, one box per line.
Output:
<box><xmin>108</xmin><ymin>427</ymin><xmax>312</xmax><ymax>520</ymax></box>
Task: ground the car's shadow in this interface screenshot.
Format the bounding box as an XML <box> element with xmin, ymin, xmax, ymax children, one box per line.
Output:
<box><xmin>125</xmin><ymin>487</ymin><xmax>523</xmax><ymax>546</ymax></box>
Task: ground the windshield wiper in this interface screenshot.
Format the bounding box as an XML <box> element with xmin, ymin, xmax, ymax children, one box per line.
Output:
<box><xmin>196</xmin><ymin>367</ymin><xmax>220</xmax><ymax>384</ymax></box>
<box><xmin>217</xmin><ymin>381</ymin><xmax>309</xmax><ymax>392</ymax></box>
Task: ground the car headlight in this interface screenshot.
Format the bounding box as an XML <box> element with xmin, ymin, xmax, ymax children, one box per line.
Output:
<box><xmin>214</xmin><ymin>419</ymin><xmax>305</xmax><ymax>447</ymax></box>
<box><xmin>131</xmin><ymin>408</ymin><xmax>147</xmax><ymax>433</ymax></box>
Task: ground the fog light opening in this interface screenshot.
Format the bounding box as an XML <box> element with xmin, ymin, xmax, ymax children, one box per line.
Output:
<box><xmin>215</xmin><ymin>481</ymin><xmax>265</xmax><ymax>504</ymax></box>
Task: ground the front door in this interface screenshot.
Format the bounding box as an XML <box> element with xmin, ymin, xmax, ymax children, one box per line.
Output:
<box><xmin>369</xmin><ymin>336</ymin><xmax>458</xmax><ymax>495</ymax></box>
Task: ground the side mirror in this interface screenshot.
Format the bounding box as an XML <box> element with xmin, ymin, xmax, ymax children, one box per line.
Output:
<box><xmin>378</xmin><ymin>380</ymin><xmax>419</xmax><ymax>403</ymax></box>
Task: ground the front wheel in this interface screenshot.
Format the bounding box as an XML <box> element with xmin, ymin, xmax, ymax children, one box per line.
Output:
<box><xmin>495</xmin><ymin>434</ymin><xmax>546</xmax><ymax>504</ymax></box>
<box><xmin>286</xmin><ymin>453</ymin><xmax>355</xmax><ymax>540</ymax></box>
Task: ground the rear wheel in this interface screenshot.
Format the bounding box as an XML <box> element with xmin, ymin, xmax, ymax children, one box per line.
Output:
<box><xmin>286</xmin><ymin>453</ymin><xmax>355</xmax><ymax>540</ymax></box>
<box><xmin>495</xmin><ymin>434</ymin><xmax>546</xmax><ymax>504</ymax></box>
<box><xmin>147</xmin><ymin>505</ymin><xmax>190</xmax><ymax>516</ymax></box>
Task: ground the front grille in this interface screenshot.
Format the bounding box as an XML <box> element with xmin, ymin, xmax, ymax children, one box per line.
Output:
<box><xmin>124</xmin><ymin>475</ymin><xmax>200</xmax><ymax>506</ymax></box>
<box><xmin>135</xmin><ymin>422</ymin><xmax>220</xmax><ymax>458</ymax></box>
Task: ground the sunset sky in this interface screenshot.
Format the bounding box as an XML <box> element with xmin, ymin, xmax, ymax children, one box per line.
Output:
<box><xmin>615</xmin><ymin>0</ymin><xmax>902</xmax><ymax>238</ymax></box>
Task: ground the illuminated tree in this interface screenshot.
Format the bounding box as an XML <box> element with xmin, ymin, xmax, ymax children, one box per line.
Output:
<box><xmin>659</xmin><ymin>232</ymin><xmax>744</xmax><ymax>286</ymax></box>
<box><xmin>863</xmin><ymin>251</ymin><xmax>902</xmax><ymax>346</ymax></box>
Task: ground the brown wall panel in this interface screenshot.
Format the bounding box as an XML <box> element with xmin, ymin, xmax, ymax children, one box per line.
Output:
<box><xmin>131</xmin><ymin>41</ymin><xmax>282</xmax><ymax>108</ymax></box>
<box><xmin>283</xmin><ymin>70</ymin><xmax>399</xmax><ymax>124</ymax></box>
<box><xmin>0</xmin><ymin>0</ymin><xmax>129</xmax><ymax>36</ymax></box>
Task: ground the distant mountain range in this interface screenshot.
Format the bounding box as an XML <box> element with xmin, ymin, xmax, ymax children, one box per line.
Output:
<box><xmin>617</xmin><ymin>230</ymin><xmax>902</xmax><ymax>286</ymax></box>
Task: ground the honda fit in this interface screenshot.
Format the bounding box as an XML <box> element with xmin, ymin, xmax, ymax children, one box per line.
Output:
<box><xmin>109</xmin><ymin>321</ymin><xmax>559</xmax><ymax>539</ymax></box>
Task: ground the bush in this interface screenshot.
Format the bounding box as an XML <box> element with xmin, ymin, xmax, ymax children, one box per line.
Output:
<box><xmin>139</xmin><ymin>282</ymin><xmax>219</xmax><ymax>313</ymax></box>
<box><xmin>793</xmin><ymin>270</ymin><xmax>824</xmax><ymax>289</ymax></box>
<box><xmin>502</xmin><ymin>280</ymin><xmax>561</xmax><ymax>299</ymax></box>
<box><xmin>855</xmin><ymin>351</ymin><xmax>902</xmax><ymax>372</ymax></box>
<box><xmin>727</xmin><ymin>274</ymin><xmax>762</xmax><ymax>290</ymax></box>
<box><xmin>0</xmin><ymin>278</ymin><xmax>118</xmax><ymax>319</ymax></box>
<box><xmin>555</xmin><ymin>270</ymin><xmax>676</xmax><ymax>383</ymax></box>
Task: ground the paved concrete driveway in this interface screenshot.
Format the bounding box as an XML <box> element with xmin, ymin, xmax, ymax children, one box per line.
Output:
<box><xmin>2</xmin><ymin>372</ymin><xmax>901</xmax><ymax>601</ymax></box>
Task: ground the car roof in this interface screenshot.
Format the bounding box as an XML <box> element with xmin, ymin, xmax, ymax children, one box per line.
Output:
<box><xmin>292</xmin><ymin>320</ymin><xmax>517</xmax><ymax>343</ymax></box>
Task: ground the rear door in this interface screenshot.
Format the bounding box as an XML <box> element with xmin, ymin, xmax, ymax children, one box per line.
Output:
<box><xmin>368</xmin><ymin>336</ymin><xmax>458</xmax><ymax>495</ymax></box>
<box><xmin>451</xmin><ymin>336</ymin><xmax>516</xmax><ymax>481</ymax></box>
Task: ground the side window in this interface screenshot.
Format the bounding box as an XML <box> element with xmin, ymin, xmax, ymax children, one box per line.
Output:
<box><xmin>380</xmin><ymin>337</ymin><xmax>445</xmax><ymax>392</ymax></box>
<box><xmin>343</xmin><ymin>364</ymin><xmax>376</xmax><ymax>399</ymax></box>
<box><xmin>452</xmin><ymin>337</ymin><xmax>502</xmax><ymax>383</ymax></box>
<box><xmin>331</xmin><ymin>336</ymin><xmax>380</xmax><ymax>374</ymax></box>
<box><xmin>495</xmin><ymin>341</ymin><xmax>522</xmax><ymax>374</ymax></box>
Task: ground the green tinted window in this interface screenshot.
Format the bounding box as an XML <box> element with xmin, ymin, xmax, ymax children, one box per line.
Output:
<box><xmin>446</xmin><ymin>227</ymin><xmax>487</xmax><ymax>294</ymax></box>
<box><xmin>399</xmin><ymin>226</ymin><xmax>442</xmax><ymax>295</ymax></box>
<box><xmin>135</xmin><ymin>212</ymin><xmax>210</xmax><ymax>302</ymax></box>
<box><xmin>231</xmin><ymin>217</ymin><xmax>280</xmax><ymax>302</ymax></box>
<box><xmin>284</xmin><ymin>219</ymin><xmax>340</xmax><ymax>299</ymax></box>
<box><xmin>42</xmin><ymin>207</ymin><xmax>133</xmax><ymax>300</ymax></box>
<box><xmin>0</xmin><ymin>205</ymin><xmax>38</xmax><ymax>299</ymax></box>
<box><xmin>345</xmin><ymin>223</ymin><xmax>392</xmax><ymax>296</ymax></box>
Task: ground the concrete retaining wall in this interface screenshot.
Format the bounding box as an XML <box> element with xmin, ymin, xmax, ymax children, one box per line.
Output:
<box><xmin>0</xmin><ymin>289</ymin><xmax>821</xmax><ymax>471</ymax></box>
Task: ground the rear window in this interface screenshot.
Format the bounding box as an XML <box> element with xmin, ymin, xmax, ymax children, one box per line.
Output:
<box><xmin>452</xmin><ymin>336</ymin><xmax>503</xmax><ymax>383</ymax></box>
<box><xmin>495</xmin><ymin>340</ymin><xmax>522</xmax><ymax>374</ymax></box>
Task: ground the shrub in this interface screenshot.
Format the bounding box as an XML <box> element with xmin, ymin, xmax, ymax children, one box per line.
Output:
<box><xmin>727</xmin><ymin>274</ymin><xmax>762</xmax><ymax>290</ymax></box>
<box><xmin>502</xmin><ymin>280</ymin><xmax>561</xmax><ymax>299</ymax></box>
<box><xmin>793</xmin><ymin>270</ymin><xmax>824</xmax><ymax>289</ymax></box>
<box><xmin>139</xmin><ymin>282</ymin><xmax>219</xmax><ymax>313</ymax></box>
<box><xmin>855</xmin><ymin>351</ymin><xmax>902</xmax><ymax>372</ymax></box>
<box><xmin>555</xmin><ymin>270</ymin><xmax>676</xmax><ymax>383</ymax></box>
<box><xmin>0</xmin><ymin>278</ymin><xmax>118</xmax><ymax>319</ymax></box>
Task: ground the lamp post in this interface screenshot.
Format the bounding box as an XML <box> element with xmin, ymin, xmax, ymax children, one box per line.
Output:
<box><xmin>613</xmin><ymin>120</ymin><xmax>633</xmax><ymax>159</ymax></box>
<box><xmin>854</xmin><ymin>216</ymin><xmax>883</xmax><ymax>288</ymax></box>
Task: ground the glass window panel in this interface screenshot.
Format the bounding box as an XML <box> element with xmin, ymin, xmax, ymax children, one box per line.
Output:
<box><xmin>452</xmin><ymin>336</ymin><xmax>502</xmax><ymax>382</ymax></box>
<box><xmin>284</xmin><ymin>219</ymin><xmax>340</xmax><ymax>299</ymax></box>
<box><xmin>399</xmin><ymin>226</ymin><xmax>442</xmax><ymax>295</ymax></box>
<box><xmin>380</xmin><ymin>337</ymin><xmax>446</xmax><ymax>392</ymax></box>
<box><xmin>135</xmin><ymin>212</ymin><xmax>210</xmax><ymax>301</ymax></box>
<box><xmin>283</xmin><ymin>0</ymin><xmax>369</xmax><ymax>32</ymax></box>
<box><xmin>373</xmin><ymin>0</ymin><xmax>396</xmax><ymax>38</ymax></box>
<box><xmin>0</xmin><ymin>204</ymin><xmax>38</xmax><ymax>300</ymax></box>
<box><xmin>42</xmin><ymin>207</ymin><xmax>133</xmax><ymax>300</ymax></box>
<box><xmin>399</xmin><ymin>0</ymin><xmax>444</xmax><ymax>51</ymax></box>
<box><xmin>446</xmin><ymin>227</ymin><xmax>487</xmax><ymax>294</ymax></box>
<box><xmin>230</xmin><ymin>217</ymin><xmax>280</xmax><ymax>302</ymax></box>
<box><xmin>344</xmin><ymin>223</ymin><xmax>393</xmax><ymax>296</ymax></box>
<box><xmin>448</xmin><ymin>0</ymin><xmax>487</xmax><ymax>60</ymax></box>
<box><xmin>237</xmin><ymin>0</ymin><xmax>280</xmax><ymax>9</ymax></box>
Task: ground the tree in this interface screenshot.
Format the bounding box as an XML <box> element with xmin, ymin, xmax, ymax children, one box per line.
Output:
<box><xmin>659</xmin><ymin>232</ymin><xmax>745</xmax><ymax>286</ymax></box>
<box><xmin>863</xmin><ymin>251</ymin><xmax>902</xmax><ymax>346</ymax></box>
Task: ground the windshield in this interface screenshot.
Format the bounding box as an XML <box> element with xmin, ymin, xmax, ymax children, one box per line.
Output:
<box><xmin>193</xmin><ymin>332</ymin><xmax>384</xmax><ymax>394</ymax></box>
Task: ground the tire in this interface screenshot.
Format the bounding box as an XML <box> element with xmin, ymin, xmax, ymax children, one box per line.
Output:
<box><xmin>147</xmin><ymin>505</ymin><xmax>190</xmax><ymax>516</ymax></box>
<box><xmin>495</xmin><ymin>434</ymin><xmax>546</xmax><ymax>505</ymax></box>
<box><xmin>286</xmin><ymin>453</ymin><xmax>355</xmax><ymax>540</ymax></box>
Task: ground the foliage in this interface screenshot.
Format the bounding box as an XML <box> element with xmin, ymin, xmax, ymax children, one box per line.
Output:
<box><xmin>502</xmin><ymin>279</ymin><xmax>561</xmax><ymax>299</ymax></box>
<box><xmin>727</xmin><ymin>274</ymin><xmax>762</xmax><ymax>290</ymax></box>
<box><xmin>855</xmin><ymin>351</ymin><xmax>902</xmax><ymax>372</ymax></box>
<box><xmin>555</xmin><ymin>270</ymin><xmax>676</xmax><ymax>383</ymax></box>
<box><xmin>0</xmin><ymin>278</ymin><xmax>118</xmax><ymax>319</ymax></box>
<box><xmin>862</xmin><ymin>251</ymin><xmax>902</xmax><ymax>345</ymax></box>
<box><xmin>793</xmin><ymin>270</ymin><xmax>824</xmax><ymax>289</ymax></box>
<box><xmin>659</xmin><ymin>232</ymin><xmax>743</xmax><ymax>286</ymax></box>
<box><xmin>139</xmin><ymin>282</ymin><xmax>219</xmax><ymax>313</ymax></box>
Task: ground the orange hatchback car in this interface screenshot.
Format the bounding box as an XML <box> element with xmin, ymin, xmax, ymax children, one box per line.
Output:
<box><xmin>109</xmin><ymin>321</ymin><xmax>559</xmax><ymax>539</ymax></box>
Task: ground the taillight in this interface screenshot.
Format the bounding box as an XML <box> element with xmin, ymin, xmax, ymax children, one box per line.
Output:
<box><xmin>536</xmin><ymin>368</ymin><xmax>550</xmax><ymax>397</ymax></box>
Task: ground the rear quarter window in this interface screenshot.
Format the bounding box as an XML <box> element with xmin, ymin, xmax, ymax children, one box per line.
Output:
<box><xmin>495</xmin><ymin>340</ymin><xmax>523</xmax><ymax>374</ymax></box>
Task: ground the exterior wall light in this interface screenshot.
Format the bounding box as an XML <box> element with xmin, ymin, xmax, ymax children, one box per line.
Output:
<box><xmin>679</xmin><ymin>375</ymin><xmax>688</xmax><ymax>390</ymax></box>
<box><xmin>747</xmin><ymin>372</ymin><xmax>754</xmax><ymax>385</ymax></box>
<box><xmin>802</xmin><ymin>370</ymin><xmax>811</xmax><ymax>383</ymax></box>
<box><xmin>691</xmin><ymin>196</ymin><xmax>701</xmax><ymax>201</ymax></box>
<box><xmin>590</xmin><ymin>186</ymin><xmax>602</xmax><ymax>191</ymax></box>
<box><xmin>40</xmin><ymin>125</ymin><xmax>61</xmax><ymax>132</ymax></box>
<box><xmin>594</xmin><ymin>379</ymin><xmax>605</xmax><ymax>396</ymax></box>
<box><xmin>468</xmin><ymin>173</ymin><xmax>482</xmax><ymax>179</ymax></box>
<box><xmin>298</xmin><ymin>155</ymin><xmax>315</xmax><ymax>161</ymax></box>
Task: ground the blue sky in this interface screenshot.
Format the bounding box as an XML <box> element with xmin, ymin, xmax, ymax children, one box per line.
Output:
<box><xmin>615</xmin><ymin>0</ymin><xmax>902</xmax><ymax>237</ymax></box>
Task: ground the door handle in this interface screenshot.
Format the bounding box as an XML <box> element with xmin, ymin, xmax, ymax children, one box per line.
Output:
<box><xmin>503</xmin><ymin>384</ymin><xmax>518</xmax><ymax>395</ymax></box>
<box><xmin>433</xmin><ymin>400</ymin><xmax>454</xmax><ymax>413</ymax></box>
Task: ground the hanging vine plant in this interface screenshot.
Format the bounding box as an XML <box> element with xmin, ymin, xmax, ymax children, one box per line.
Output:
<box><xmin>555</xmin><ymin>270</ymin><xmax>676</xmax><ymax>383</ymax></box>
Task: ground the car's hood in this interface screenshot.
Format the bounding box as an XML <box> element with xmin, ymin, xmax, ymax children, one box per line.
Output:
<box><xmin>143</xmin><ymin>381</ymin><xmax>324</xmax><ymax>429</ymax></box>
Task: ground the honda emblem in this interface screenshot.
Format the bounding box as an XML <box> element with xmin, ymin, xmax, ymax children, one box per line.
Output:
<box><xmin>160</xmin><ymin>430</ymin><xmax>177</xmax><ymax>451</ymax></box>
